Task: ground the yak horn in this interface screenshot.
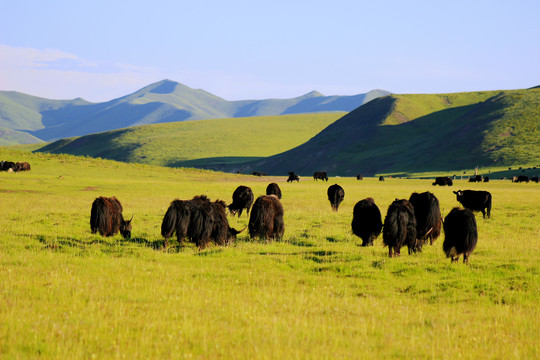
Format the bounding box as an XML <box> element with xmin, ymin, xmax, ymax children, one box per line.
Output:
<box><xmin>128</xmin><ymin>214</ymin><xmax>134</xmax><ymax>222</ymax></box>
<box><xmin>425</xmin><ymin>227</ymin><xmax>433</xmax><ymax>236</ymax></box>
<box><xmin>230</xmin><ymin>225</ymin><xmax>247</xmax><ymax>235</ymax></box>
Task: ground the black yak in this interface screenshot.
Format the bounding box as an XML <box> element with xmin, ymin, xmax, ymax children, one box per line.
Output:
<box><xmin>356</xmin><ymin>174</ymin><xmax>363</xmax><ymax>180</ymax></box>
<box><xmin>0</xmin><ymin>161</ymin><xmax>16</xmax><ymax>171</ymax></box>
<box><xmin>161</xmin><ymin>195</ymin><xmax>243</xmax><ymax>249</ymax></box>
<box><xmin>468</xmin><ymin>175</ymin><xmax>483</xmax><ymax>182</ymax></box>
<box><xmin>483</xmin><ymin>176</ymin><xmax>489</xmax><ymax>183</ymax></box>
<box><xmin>351</xmin><ymin>198</ymin><xmax>383</xmax><ymax>246</ymax></box>
<box><xmin>432</xmin><ymin>176</ymin><xmax>453</xmax><ymax>186</ymax></box>
<box><xmin>383</xmin><ymin>199</ymin><xmax>417</xmax><ymax>257</ymax></box>
<box><xmin>90</xmin><ymin>196</ymin><xmax>132</xmax><ymax>239</ymax></box>
<box><xmin>443</xmin><ymin>207</ymin><xmax>478</xmax><ymax>263</ymax></box>
<box><xmin>531</xmin><ymin>176</ymin><xmax>539</xmax><ymax>183</ymax></box>
<box><xmin>287</xmin><ymin>172</ymin><xmax>300</xmax><ymax>182</ymax></box>
<box><xmin>408</xmin><ymin>192</ymin><xmax>442</xmax><ymax>250</ymax></box>
<box><xmin>228</xmin><ymin>185</ymin><xmax>254</xmax><ymax>217</ymax></box>
<box><xmin>266</xmin><ymin>182</ymin><xmax>282</xmax><ymax>199</ymax></box>
<box><xmin>453</xmin><ymin>190</ymin><xmax>492</xmax><ymax>219</ymax></box>
<box><xmin>313</xmin><ymin>171</ymin><xmax>328</xmax><ymax>181</ymax></box>
<box><xmin>327</xmin><ymin>184</ymin><xmax>345</xmax><ymax>211</ymax></box>
<box><xmin>513</xmin><ymin>175</ymin><xmax>529</xmax><ymax>183</ymax></box>
<box><xmin>379</xmin><ymin>176</ymin><xmax>385</xmax><ymax>181</ymax></box>
<box><xmin>248</xmin><ymin>195</ymin><xmax>284</xmax><ymax>240</ymax></box>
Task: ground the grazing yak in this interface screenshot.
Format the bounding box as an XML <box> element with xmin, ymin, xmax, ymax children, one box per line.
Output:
<box><xmin>266</xmin><ymin>182</ymin><xmax>282</xmax><ymax>199</ymax></box>
<box><xmin>248</xmin><ymin>195</ymin><xmax>284</xmax><ymax>240</ymax></box>
<box><xmin>161</xmin><ymin>195</ymin><xmax>243</xmax><ymax>249</ymax></box>
<box><xmin>383</xmin><ymin>199</ymin><xmax>417</xmax><ymax>257</ymax></box>
<box><xmin>287</xmin><ymin>172</ymin><xmax>300</xmax><ymax>182</ymax></box>
<box><xmin>228</xmin><ymin>185</ymin><xmax>254</xmax><ymax>217</ymax></box>
<box><xmin>351</xmin><ymin>198</ymin><xmax>383</xmax><ymax>246</ymax></box>
<box><xmin>313</xmin><ymin>171</ymin><xmax>328</xmax><ymax>181</ymax></box>
<box><xmin>0</xmin><ymin>161</ymin><xmax>16</xmax><ymax>171</ymax></box>
<box><xmin>453</xmin><ymin>190</ymin><xmax>492</xmax><ymax>219</ymax></box>
<box><xmin>90</xmin><ymin>196</ymin><xmax>132</xmax><ymax>239</ymax></box>
<box><xmin>513</xmin><ymin>175</ymin><xmax>530</xmax><ymax>183</ymax></box>
<box><xmin>468</xmin><ymin>175</ymin><xmax>483</xmax><ymax>182</ymax></box>
<box><xmin>379</xmin><ymin>176</ymin><xmax>385</xmax><ymax>182</ymax></box>
<box><xmin>483</xmin><ymin>176</ymin><xmax>489</xmax><ymax>183</ymax></box>
<box><xmin>443</xmin><ymin>207</ymin><xmax>478</xmax><ymax>263</ymax></box>
<box><xmin>14</xmin><ymin>162</ymin><xmax>31</xmax><ymax>172</ymax></box>
<box><xmin>327</xmin><ymin>184</ymin><xmax>345</xmax><ymax>211</ymax></box>
<box><xmin>356</xmin><ymin>175</ymin><xmax>363</xmax><ymax>180</ymax></box>
<box><xmin>432</xmin><ymin>176</ymin><xmax>453</xmax><ymax>186</ymax></box>
<box><xmin>408</xmin><ymin>192</ymin><xmax>442</xmax><ymax>250</ymax></box>
<box><xmin>531</xmin><ymin>176</ymin><xmax>539</xmax><ymax>183</ymax></box>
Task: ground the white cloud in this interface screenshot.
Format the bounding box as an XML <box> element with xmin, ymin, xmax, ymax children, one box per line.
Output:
<box><xmin>0</xmin><ymin>45</ymin><xmax>162</xmax><ymax>102</ymax></box>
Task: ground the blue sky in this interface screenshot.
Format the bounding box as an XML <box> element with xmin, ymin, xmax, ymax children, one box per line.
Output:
<box><xmin>1</xmin><ymin>0</ymin><xmax>539</xmax><ymax>102</ymax></box>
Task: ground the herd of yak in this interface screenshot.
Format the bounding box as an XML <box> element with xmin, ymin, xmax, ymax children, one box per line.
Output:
<box><xmin>0</xmin><ymin>161</ymin><xmax>31</xmax><ymax>172</ymax></box>
<box><xmin>90</xmin><ymin>176</ymin><xmax>497</xmax><ymax>264</ymax></box>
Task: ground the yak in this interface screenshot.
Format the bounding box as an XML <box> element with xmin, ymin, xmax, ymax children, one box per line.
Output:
<box><xmin>531</xmin><ymin>176</ymin><xmax>539</xmax><ymax>183</ymax></box>
<box><xmin>513</xmin><ymin>175</ymin><xmax>529</xmax><ymax>183</ymax></box>
<box><xmin>161</xmin><ymin>195</ymin><xmax>243</xmax><ymax>249</ymax></box>
<box><xmin>383</xmin><ymin>199</ymin><xmax>417</xmax><ymax>257</ymax></box>
<box><xmin>90</xmin><ymin>196</ymin><xmax>132</xmax><ymax>239</ymax></box>
<box><xmin>443</xmin><ymin>207</ymin><xmax>478</xmax><ymax>263</ymax></box>
<box><xmin>351</xmin><ymin>198</ymin><xmax>383</xmax><ymax>246</ymax></box>
<box><xmin>14</xmin><ymin>162</ymin><xmax>31</xmax><ymax>172</ymax></box>
<box><xmin>266</xmin><ymin>182</ymin><xmax>282</xmax><ymax>199</ymax></box>
<box><xmin>408</xmin><ymin>192</ymin><xmax>442</xmax><ymax>251</ymax></box>
<box><xmin>327</xmin><ymin>184</ymin><xmax>345</xmax><ymax>211</ymax></box>
<box><xmin>248</xmin><ymin>195</ymin><xmax>284</xmax><ymax>240</ymax></box>
<box><xmin>228</xmin><ymin>185</ymin><xmax>254</xmax><ymax>217</ymax></box>
<box><xmin>313</xmin><ymin>171</ymin><xmax>328</xmax><ymax>181</ymax></box>
<box><xmin>379</xmin><ymin>176</ymin><xmax>385</xmax><ymax>182</ymax></box>
<box><xmin>453</xmin><ymin>190</ymin><xmax>492</xmax><ymax>219</ymax></box>
<box><xmin>0</xmin><ymin>161</ymin><xmax>16</xmax><ymax>171</ymax></box>
<box><xmin>468</xmin><ymin>175</ymin><xmax>483</xmax><ymax>182</ymax></box>
<box><xmin>432</xmin><ymin>176</ymin><xmax>453</xmax><ymax>186</ymax></box>
<box><xmin>356</xmin><ymin>174</ymin><xmax>363</xmax><ymax>180</ymax></box>
<box><xmin>483</xmin><ymin>176</ymin><xmax>490</xmax><ymax>183</ymax></box>
<box><xmin>287</xmin><ymin>172</ymin><xmax>300</xmax><ymax>182</ymax></box>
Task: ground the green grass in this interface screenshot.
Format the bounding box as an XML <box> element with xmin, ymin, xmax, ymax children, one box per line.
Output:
<box><xmin>0</xmin><ymin>148</ymin><xmax>539</xmax><ymax>358</ymax></box>
<box><xmin>36</xmin><ymin>112</ymin><xmax>344</xmax><ymax>168</ymax></box>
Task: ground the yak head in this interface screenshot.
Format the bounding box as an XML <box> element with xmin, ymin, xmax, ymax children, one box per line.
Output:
<box><xmin>227</xmin><ymin>225</ymin><xmax>246</xmax><ymax>242</ymax></box>
<box><xmin>453</xmin><ymin>190</ymin><xmax>463</xmax><ymax>199</ymax></box>
<box><xmin>120</xmin><ymin>215</ymin><xmax>133</xmax><ymax>239</ymax></box>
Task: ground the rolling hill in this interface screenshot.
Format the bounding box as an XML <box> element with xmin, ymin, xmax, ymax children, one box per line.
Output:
<box><xmin>0</xmin><ymin>80</ymin><xmax>389</xmax><ymax>144</ymax></box>
<box><xmin>223</xmin><ymin>88</ymin><xmax>540</xmax><ymax>175</ymax></box>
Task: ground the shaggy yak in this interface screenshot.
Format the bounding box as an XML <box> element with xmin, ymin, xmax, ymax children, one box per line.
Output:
<box><xmin>313</xmin><ymin>171</ymin><xmax>328</xmax><ymax>181</ymax></box>
<box><xmin>379</xmin><ymin>176</ymin><xmax>385</xmax><ymax>182</ymax></box>
<box><xmin>382</xmin><ymin>199</ymin><xmax>417</xmax><ymax>257</ymax></box>
<box><xmin>90</xmin><ymin>196</ymin><xmax>132</xmax><ymax>239</ymax></box>
<box><xmin>287</xmin><ymin>172</ymin><xmax>300</xmax><ymax>182</ymax></box>
<box><xmin>248</xmin><ymin>195</ymin><xmax>284</xmax><ymax>240</ymax></box>
<box><xmin>453</xmin><ymin>190</ymin><xmax>492</xmax><ymax>219</ymax></box>
<box><xmin>408</xmin><ymin>191</ymin><xmax>442</xmax><ymax>251</ymax></box>
<box><xmin>443</xmin><ymin>207</ymin><xmax>478</xmax><ymax>263</ymax></box>
<box><xmin>228</xmin><ymin>185</ymin><xmax>254</xmax><ymax>217</ymax></box>
<box><xmin>14</xmin><ymin>162</ymin><xmax>31</xmax><ymax>172</ymax></box>
<box><xmin>161</xmin><ymin>195</ymin><xmax>243</xmax><ymax>249</ymax></box>
<box><xmin>351</xmin><ymin>197</ymin><xmax>383</xmax><ymax>246</ymax></box>
<box><xmin>266</xmin><ymin>182</ymin><xmax>282</xmax><ymax>199</ymax></box>
<box><xmin>327</xmin><ymin>184</ymin><xmax>345</xmax><ymax>211</ymax></box>
<box><xmin>432</xmin><ymin>176</ymin><xmax>453</xmax><ymax>186</ymax></box>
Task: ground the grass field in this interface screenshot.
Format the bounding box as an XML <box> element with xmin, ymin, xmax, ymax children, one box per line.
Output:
<box><xmin>0</xmin><ymin>148</ymin><xmax>539</xmax><ymax>359</ymax></box>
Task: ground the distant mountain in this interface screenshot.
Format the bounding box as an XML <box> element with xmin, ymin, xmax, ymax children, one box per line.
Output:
<box><xmin>0</xmin><ymin>80</ymin><xmax>390</xmax><ymax>143</ymax></box>
<box><xmin>34</xmin><ymin>87</ymin><xmax>540</xmax><ymax>176</ymax></box>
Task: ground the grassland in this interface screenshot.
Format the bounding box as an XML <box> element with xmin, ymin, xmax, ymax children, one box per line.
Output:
<box><xmin>0</xmin><ymin>148</ymin><xmax>539</xmax><ymax>359</ymax></box>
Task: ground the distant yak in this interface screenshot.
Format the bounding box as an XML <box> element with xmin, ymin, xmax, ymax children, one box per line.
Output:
<box><xmin>313</xmin><ymin>171</ymin><xmax>328</xmax><ymax>181</ymax></box>
<box><xmin>0</xmin><ymin>161</ymin><xmax>16</xmax><ymax>171</ymax></box>
<box><xmin>248</xmin><ymin>195</ymin><xmax>284</xmax><ymax>240</ymax></box>
<box><xmin>327</xmin><ymin>184</ymin><xmax>345</xmax><ymax>211</ymax></box>
<box><xmin>14</xmin><ymin>162</ymin><xmax>31</xmax><ymax>172</ymax></box>
<box><xmin>408</xmin><ymin>191</ymin><xmax>442</xmax><ymax>251</ymax></box>
<box><xmin>356</xmin><ymin>174</ymin><xmax>363</xmax><ymax>180</ymax></box>
<box><xmin>351</xmin><ymin>197</ymin><xmax>383</xmax><ymax>246</ymax></box>
<box><xmin>432</xmin><ymin>176</ymin><xmax>453</xmax><ymax>186</ymax></box>
<box><xmin>513</xmin><ymin>175</ymin><xmax>529</xmax><ymax>183</ymax></box>
<box><xmin>287</xmin><ymin>172</ymin><xmax>300</xmax><ymax>182</ymax></box>
<box><xmin>228</xmin><ymin>185</ymin><xmax>254</xmax><ymax>217</ymax></box>
<box><xmin>453</xmin><ymin>190</ymin><xmax>492</xmax><ymax>219</ymax></box>
<box><xmin>379</xmin><ymin>176</ymin><xmax>385</xmax><ymax>182</ymax></box>
<box><xmin>90</xmin><ymin>196</ymin><xmax>132</xmax><ymax>239</ymax></box>
<box><xmin>443</xmin><ymin>207</ymin><xmax>478</xmax><ymax>263</ymax></box>
<box><xmin>161</xmin><ymin>195</ymin><xmax>243</xmax><ymax>249</ymax></box>
<box><xmin>383</xmin><ymin>199</ymin><xmax>417</xmax><ymax>257</ymax></box>
<box><xmin>468</xmin><ymin>175</ymin><xmax>483</xmax><ymax>182</ymax></box>
<box><xmin>266</xmin><ymin>182</ymin><xmax>282</xmax><ymax>199</ymax></box>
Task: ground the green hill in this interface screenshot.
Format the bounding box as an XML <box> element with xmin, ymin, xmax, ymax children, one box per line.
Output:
<box><xmin>214</xmin><ymin>88</ymin><xmax>540</xmax><ymax>175</ymax></box>
<box><xmin>0</xmin><ymin>80</ymin><xmax>389</xmax><ymax>143</ymax></box>
<box><xmin>36</xmin><ymin>113</ymin><xmax>345</xmax><ymax>167</ymax></box>
<box><xmin>0</xmin><ymin>127</ymin><xmax>43</xmax><ymax>146</ymax></box>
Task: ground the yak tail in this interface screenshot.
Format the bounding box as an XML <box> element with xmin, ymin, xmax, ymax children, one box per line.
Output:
<box><xmin>382</xmin><ymin>208</ymin><xmax>400</xmax><ymax>248</ymax></box>
<box><xmin>248</xmin><ymin>198</ymin><xmax>265</xmax><ymax>239</ymax></box>
<box><xmin>161</xmin><ymin>206</ymin><xmax>178</xmax><ymax>239</ymax></box>
<box><xmin>486</xmin><ymin>193</ymin><xmax>492</xmax><ymax>218</ymax></box>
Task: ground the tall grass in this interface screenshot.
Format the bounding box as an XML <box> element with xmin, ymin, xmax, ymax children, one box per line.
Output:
<box><xmin>0</xmin><ymin>148</ymin><xmax>538</xmax><ymax>358</ymax></box>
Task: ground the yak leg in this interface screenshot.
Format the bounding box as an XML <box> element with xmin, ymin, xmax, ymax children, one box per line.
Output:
<box><xmin>388</xmin><ymin>247</ymin><xmax>393</xmax><ymax>258</ymax></box>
